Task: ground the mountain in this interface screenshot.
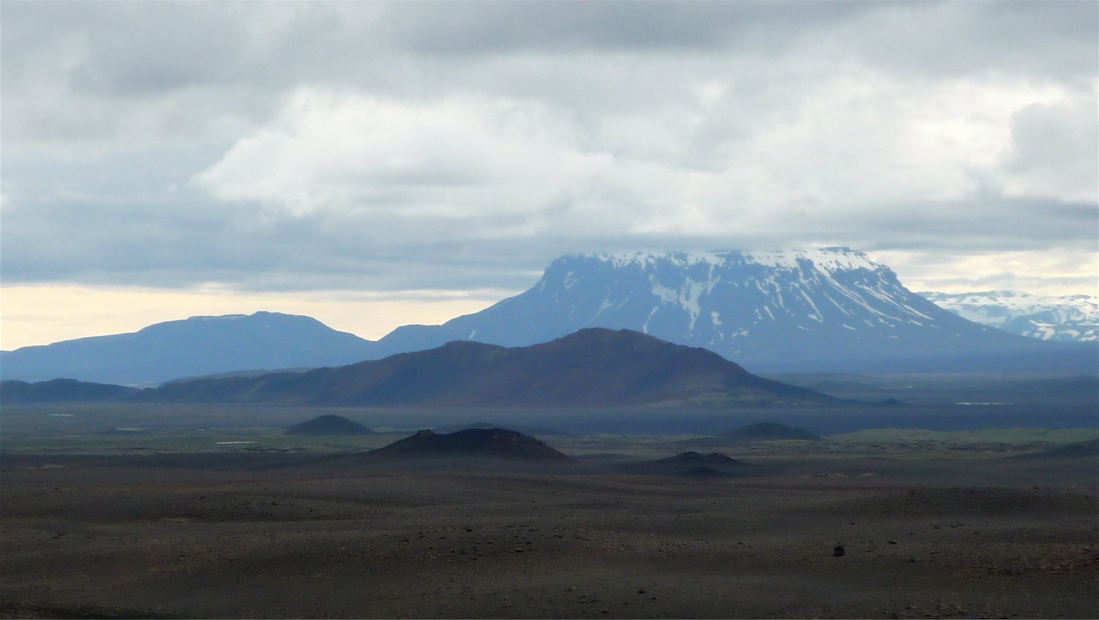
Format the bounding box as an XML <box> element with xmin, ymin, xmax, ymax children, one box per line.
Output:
<box><xmin>918</xmin><ymin>291</ymin><xmax>1097</xmax><ymax>343</ymax></box>
<box><xmin>135</xmin><ymin>328</ymin><xmax>835</xmax><ymax>407</ymax></box>
<box><xmin>6</xmin><ymin>250</ymin><xmax>1093</xmax><ymax>385</ymax></box>
<box><xmin>365</xmin><ymin>428</ymin><xmax>571</xmax><ymax>461</ymax></box>
<box><xmin>0</xmin><ymin>378</ymin><xmax>140</xmax><ymax>404</ymax></box>
<box><xmin>371</xmin><ymin>248</ymin><xmax>1096</xmax><ymax>373</ymax></box>
<box><xmin>284</xmin><ymin>414</ymin><xmax>374</xmax><ymax>436</ymax></box>
<box><xmin>0</xmin><ymin>312</ymin><xmax>376</xmax><ymax>386</ymax></box>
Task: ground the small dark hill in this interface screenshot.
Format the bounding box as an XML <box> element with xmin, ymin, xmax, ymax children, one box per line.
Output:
<box><xmin>284</xmin><ymin>414</ymin><xmax>374</xmax><ymax>436</ymax></box>
<box><xmin>656</xmin><ymin>451</ymin><xmax>748</xmax><ymax>468</ymax></box>
<box><xmin>721</xmin><ymin>422</ymin><xmax>822</xmax><ymax>443</ymax></box>
<box><xmin>366</xmin><ymin>428</ymin><xmax>571</xmax><ymax>461</ymax></box>
<box><xmin>0</xmin><ymin>379</ymin><xmax>140</xmax><ymax>403</ymax></box>
<box><xmin>630</xmin><ymin>451</ymin><xmax>749</xmax><ymax>478</ymax></box>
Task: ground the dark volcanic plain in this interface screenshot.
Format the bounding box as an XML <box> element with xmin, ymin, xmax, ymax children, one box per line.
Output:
<box><xmin>4</xmin><ymin>371</ymin><xmax>1099</xmax><ymax>620</ymax></box>
<box><xmin>3</xmin><ymin>413</ymin><xmax>1098</xmax><ymax>619</ymax></box>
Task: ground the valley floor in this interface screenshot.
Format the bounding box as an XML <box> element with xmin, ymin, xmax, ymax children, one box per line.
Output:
<box><xmin>1</xmin><ymin>450</ymin><xmax>1096</xmax><ymax>619</ymax></box>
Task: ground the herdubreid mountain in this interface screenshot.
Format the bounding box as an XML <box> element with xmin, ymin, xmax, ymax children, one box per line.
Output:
<box><xmin>3</xmin><ymin>248</ymin><xmax>1094</xmax><ymax>385</ymax></box>
<box><xmin>134</xmin><ymin>328</ymin><xmax>832</xmax><ymax>407</ymax></box>
<box><xmin>373</xmin><ymin>248</ymin><xmax>1095</xmax><ymax>373</ymax></box>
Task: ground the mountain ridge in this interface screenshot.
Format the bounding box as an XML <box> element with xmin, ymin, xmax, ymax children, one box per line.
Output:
<box><xmin>133</xmin><ymin>328</ymin><xmax>836</xmax><ymax>407</ymax></box>
<box><xmin>3</xmin><ymin>249</ymin><xmax>1094</xmax><ymax>384</ymax></box>
<box><xmin>919</xmin><ymin>290</ymin><xmax>1097</xmax><ymax>343</ymax></box>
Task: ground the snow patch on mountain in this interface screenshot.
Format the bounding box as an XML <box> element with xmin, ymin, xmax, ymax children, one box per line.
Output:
<box><xmin>919</xmin><ymin>291</ymin><xmax>1097</xmax><ymax>343</ymax></box>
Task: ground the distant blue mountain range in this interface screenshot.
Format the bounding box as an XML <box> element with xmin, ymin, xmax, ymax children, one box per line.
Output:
<box><xmin>0</xmin><ymin>312</ymin><xmax>374</xmax><ymax>385</ymax></box>
<box><xmin>2</xmin><ymin>248</ymin><xmax>1095</xmax><ymax>385</ymax></box>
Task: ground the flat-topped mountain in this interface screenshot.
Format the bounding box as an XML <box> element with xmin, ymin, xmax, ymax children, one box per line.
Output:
<box><xmin>372</xmin><ymin>248</ymin><xmax>1096</xmax><ymax>373</ymax></box>
<box><xmin>0</xmin><ymin>312</ymin><xmax>375</xmax><ymax>386</ymax></box>
<box><xmin>366</xmin><ymin>428</ymin><xmax>571</xmax><ymax>461</ymax></box>
<box><xmin>135</xmin><ymin>328</ymin><xmax>834</xmax><ymax>407</ymax></box>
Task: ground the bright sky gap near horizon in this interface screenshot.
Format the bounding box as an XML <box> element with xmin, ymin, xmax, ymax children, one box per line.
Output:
<box><xmin>1</xmin><ymin>1</ymin><xmax>1096</xmax><ymax>350</ymax></box>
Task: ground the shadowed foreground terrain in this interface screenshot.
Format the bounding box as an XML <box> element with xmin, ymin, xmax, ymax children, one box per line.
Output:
<box><xmin>2</xmin><ymin>445</ymin><xmax>1097</xmax><ymax>619</ymax></box>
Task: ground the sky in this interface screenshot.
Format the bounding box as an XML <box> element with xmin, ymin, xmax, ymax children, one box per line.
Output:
<box><xmin>2</xmin><ymin>1</ymin><xmax>1097</xmax><ymax>350</ymax></box>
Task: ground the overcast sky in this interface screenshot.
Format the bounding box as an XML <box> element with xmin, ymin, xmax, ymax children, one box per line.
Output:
<box><xmin>2</xmin><ymin>1</ymin><xmax>1097</xmax><ymax>349</ymax></box>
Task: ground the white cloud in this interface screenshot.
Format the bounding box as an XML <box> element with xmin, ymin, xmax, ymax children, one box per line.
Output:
<box><xmin>196</xmin><ymin>89</ymin><xmax>615</xmax><ymax>227</ymax></box>
<box><xmin>4</xmin><ymin>0</ymin><xmax>1097</xmax><ymax>316</ymax></box>
<box><xmin>195</xmin><ymin>73</ymin><xmax>1092</xmax><ymax>249</ymax></box>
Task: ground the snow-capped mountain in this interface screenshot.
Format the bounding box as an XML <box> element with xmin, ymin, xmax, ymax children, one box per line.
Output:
<box><xmin>374</xmin><ymin>248</ymin><xmax>1095</xmax><ymax>373</ymax></box>
<box><xmin>918</xmin><ymin>291</ymin><xmax>1097</xmax><ymax>343</ymax></box>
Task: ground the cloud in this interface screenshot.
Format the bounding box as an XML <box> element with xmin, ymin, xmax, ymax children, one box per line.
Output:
<box><xmin>998</xmin><ymin>94</ymin><xmax>1099</xmax><ymax>202</ymax></box>
<box><xmin>2</xmin><ymin>1</ymin><xmax>1096</xmax><ymax>302</ymax></box>
<box><xmin>195</xmin><ymin>90</ymin><xmax>611</xmax><ymax>223</ymax></box>
<box><xmin>193</xmin><ymin>76</ymin><xmax>1096</xmax><ymax>251</ymax></box>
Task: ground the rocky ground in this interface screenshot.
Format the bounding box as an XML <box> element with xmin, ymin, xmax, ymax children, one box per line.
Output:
<box><xmin>1</xmin><ymin>450</ymin><xmax>1096</xmax><ymax>619</ymax></box>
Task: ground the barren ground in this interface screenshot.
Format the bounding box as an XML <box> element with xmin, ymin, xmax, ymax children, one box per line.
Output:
<box><xmin>2</xmin><ymin>445</ymin><xmax>1097</xmax><ymax>619</ymax></box>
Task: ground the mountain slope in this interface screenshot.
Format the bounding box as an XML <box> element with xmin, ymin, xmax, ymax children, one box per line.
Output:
<box><xmin>919</xmin><ymin>291</ymin><xmax>1097</xmax><ymax>343</ymax></box>
<box><xmin>135</xmin><ymin>328</ymin><xmax>834</xmax><ymax>407</ymax></box>
<box><xmin>372</xmin><ymin>248</ymin><xmax>1096</xmax><ymax>373</ymax></box>
<box><xmin>0</xmin><ymin>312</ymin><xmax>377</xmax><ymax>386</ymax></box>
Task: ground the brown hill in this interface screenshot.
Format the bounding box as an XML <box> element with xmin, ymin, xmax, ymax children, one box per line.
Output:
<box><xmin>366</xmin><ymin>428</ymin><xmax>571</xmax><ymax>461</ymax></box>
<box><xmin>135</xmin><ymin>328</ymin><xmax>834</xmax><ymax>407</ymax></box>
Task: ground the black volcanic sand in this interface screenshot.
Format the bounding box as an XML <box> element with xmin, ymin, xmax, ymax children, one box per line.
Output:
<box><xmin>2</xmin><ymin>452</ymin><xmax>1097</xmax><ymax>619</ymax></box>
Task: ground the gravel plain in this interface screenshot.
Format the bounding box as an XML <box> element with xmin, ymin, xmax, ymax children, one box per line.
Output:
<box><xmin>2</xmin><ymin>448</ymin><xmax>1096</xmax><ymax>619</ymax></box>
